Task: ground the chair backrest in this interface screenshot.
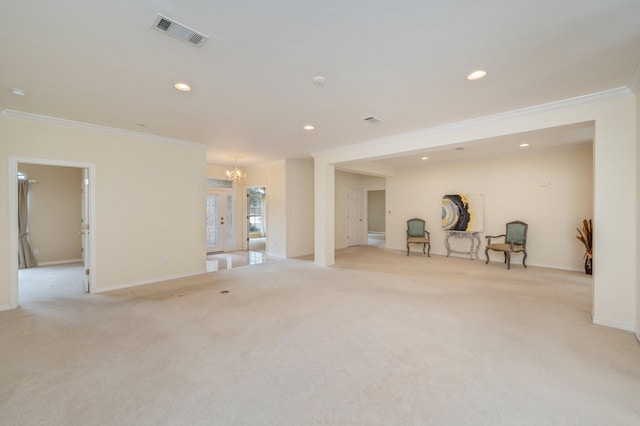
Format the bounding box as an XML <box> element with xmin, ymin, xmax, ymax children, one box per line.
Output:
<box><xmin>407</xmin><ymin>218</ymin><xmax>426</xmax><ymax>237</ymax></box>
<box><xmin>506</xmin><ymin>221</ymin><xmax>528</xmax><ymax>245</ymax></box>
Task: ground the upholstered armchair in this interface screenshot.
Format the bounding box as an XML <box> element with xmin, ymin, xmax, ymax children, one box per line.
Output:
<box><xmin>485</xmin><ymin>221</ymin><xmax>528</xmax><ymax>269</ymax></box>
<box><xmin>406</xmin><ymin>218</ymin><xmax>431</xmax><ymax>257</ymax></box>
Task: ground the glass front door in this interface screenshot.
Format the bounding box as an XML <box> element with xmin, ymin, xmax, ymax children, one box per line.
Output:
<box><xmin>206</xmin><ymin>189</ymin><xmax>234</xmax><ymax>252</ymax></box>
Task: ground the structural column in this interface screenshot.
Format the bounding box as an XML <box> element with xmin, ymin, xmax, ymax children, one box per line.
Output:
<box><xmin>314</xmin><ymin>161</ymin><xmax>335</xmax><ymax>266</ymax></box>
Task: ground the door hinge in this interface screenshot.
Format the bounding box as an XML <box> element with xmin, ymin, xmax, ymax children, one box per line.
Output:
<box><xmin>85</xmin><ymin>269</ymin><xmax>90</xmax><ymax>276</ymax></box>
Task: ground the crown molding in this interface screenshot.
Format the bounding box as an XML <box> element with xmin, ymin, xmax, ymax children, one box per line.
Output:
<box><xmin>313</xmin><ymin>87</ymin><xmax>632</xmax><ymax>162</ymax></box>
<box><xmin>336</xmin><ymin>161</ymin><xmax>396</xmax><ymax>178</ymax></box>
<box><xmin>0</xmin><ymin>109</ymin><xmax>207</xmax><ymax>150</ymax></box>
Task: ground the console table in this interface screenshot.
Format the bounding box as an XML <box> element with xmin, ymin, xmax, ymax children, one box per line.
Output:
<box><xmin>445</xmin><ymin>231</ymin><xmax>481</xmax><ymax>260</ymax></box>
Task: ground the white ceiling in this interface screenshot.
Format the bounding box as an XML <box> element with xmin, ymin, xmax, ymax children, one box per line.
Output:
<box><xmin>1</xmin><ymin>1</ymin><xmax>639</xmax><ymax>168</ymax></box>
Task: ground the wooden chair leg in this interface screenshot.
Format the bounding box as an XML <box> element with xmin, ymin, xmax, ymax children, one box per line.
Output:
<box><xmin>507</xmin><ymin>252</ymin><xmax>511</xmax><ymax>269</ymax></box>
<box><xmin>427</xmin><ymin>243</ymin><xmax>431</xmax><ymax>258</ymax></box>
<box><xmin>407</xmin><ymin>243</ymin><xmax>410</xmax><ymax>256</ymax></box>
<box><xmin>485</xmin><ymin>248</ymin><xmax>490</xmax><ymax>264</ymax></box>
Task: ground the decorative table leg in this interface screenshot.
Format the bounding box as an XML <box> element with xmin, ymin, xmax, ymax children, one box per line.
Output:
<box><xmin>472</xmin><ymin>233</ymin><xmax>481</xmax><ymax>260</ymax></box>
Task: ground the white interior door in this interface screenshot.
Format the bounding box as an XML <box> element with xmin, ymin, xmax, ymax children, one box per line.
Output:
<box><xmin>81</xmin><ymin>168</ymin><xmax>91</xmax><ymax>292</ymax></box>
<box><xmin>207</xmin><ymin>189</ymin><xmax>234</xmax><ymax>252</ymax></box>
<box><xmin>347</xmin><ymin>189</ymin><xmax>364</xmax><ymax>246</ymax></box>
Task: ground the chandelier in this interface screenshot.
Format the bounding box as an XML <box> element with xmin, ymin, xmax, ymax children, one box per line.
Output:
<box><xmin>226</xmin><ymin>158</ymin><xmax>246</xmax><ymax>183</ymax></box>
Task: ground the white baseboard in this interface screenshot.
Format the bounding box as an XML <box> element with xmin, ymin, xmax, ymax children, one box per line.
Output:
<box><xmin>93</xmin><ymin>270</ymin><xmax>206</xmax><ymax>294</ymax></box>
<box><xmin>0</xmin><ymin>304</ymin><xmax>14</xmax><ymax>312</ymax></box>
<box><xmin>266</xmin><ymin>252</ymin><xmax>286</xmax><ymax>259</ymax></box>
<box><xmin>38</xmin><ymin>258</ymin><xmax>82</xmax><ymax>266</ymax></box>
<box><xmin>592</xmin><ymin>317</ymin><xmax>636</xmax><ymax>333</ymax></box>
<box><xmin>391</xmin><ymin>247</ymin><xmax>584</xmax><ymax>271</ymax></box>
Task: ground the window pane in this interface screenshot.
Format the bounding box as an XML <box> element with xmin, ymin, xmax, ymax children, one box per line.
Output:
<box><xmin>206</xmin><ymin>194</ymin><xmax>219</xmax><ymax>246</ymax></box>
<box><xmin>249</xmin><ymin>194</ymin><xmax>263</xmax><ymax>234</ymax></box>
<box><xmin>207</xmin><ymin>178</ymin><xmax>233</xmax><ymax>189</ymax></box>
<box><xmin>226</xmin><ymin>194</ymin><xmax>233</xmax><ymax>246</ymax></box>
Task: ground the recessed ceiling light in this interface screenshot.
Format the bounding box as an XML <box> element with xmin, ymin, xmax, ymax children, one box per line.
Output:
<box><xmin>421</xmin><ymin>156</ymin><xmax>429</xmax><ymax>160</ymax></box>
<box><xmin>467</xmin><ymin>70</ymin><xmax>487</xmax><ymax>81</ymax></box>
<box><xmin>520</xmin><ymin>143</ymin><xmax>530</xmax><ymax>147</ymax></box>
<box><xmin>10</xmin><ymin>88</ymin><xmax>26</xmax><ymax>96</ymax></box>
<box><xmin>174</xmin><ymin>82</ymin><xmax>192</xmax><ymax>92</ymax></box>
<box><xmin>303</xmin><ymin>124</ymin><xmax>315</xmax><ymax>130</ymax></box>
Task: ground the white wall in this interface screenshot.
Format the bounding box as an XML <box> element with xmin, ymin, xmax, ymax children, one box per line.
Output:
<box><xmin>386</xmin><ymin>148</ymin><xmax>593</xmax><ymax>270</ymax></box>
<box><xmin>636</xmin><ymin>90</ymin><xmax>640</xmax><ymax>341</ymax></box>
<box><xmin>591</xmin><ymin>95</ymin><xmax>636</xmax><ymax>331</ymax></box>
<box><xmin>0</xmin><ymin>114</ymin><xmax>206</xmax><ymax>306</ymax></box>
<box><xmin>368</xmin><ymin>190</ymin><xmax>386</xmax><ymax>232</ymax></box>
<box><xmin>285</xmin><ymin>159</ymin><xmax>314</xmax><ymax>257</ymax></box>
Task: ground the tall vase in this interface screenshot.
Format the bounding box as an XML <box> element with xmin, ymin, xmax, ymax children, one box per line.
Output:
<box><xmin>585</xmin><ymin>257</ymin><xmax>592</xmax><ymax>275</ymax></box>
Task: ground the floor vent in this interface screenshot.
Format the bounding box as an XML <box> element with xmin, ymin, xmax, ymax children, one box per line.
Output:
<box><xmin>363</xmin><ymin>115</ymin><xmax>382</xmax><ymax>123</ymax></box>
<box><xmin>152</xmin><ymin>14</ymin><xmax>209</xmax><ymax>47</ymax></box>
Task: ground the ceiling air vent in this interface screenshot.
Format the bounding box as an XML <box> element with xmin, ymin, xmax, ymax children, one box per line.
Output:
<box><xmin>152</xmin><ymin>14</ymin><xmax>209</xmax><ymax>47</ymax></box>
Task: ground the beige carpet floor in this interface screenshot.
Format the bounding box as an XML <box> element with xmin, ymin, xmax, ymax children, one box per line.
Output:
<box><xmin>1</xmin><ymin>246</ymin><xmax>639</xmax><ymax>425</ymax></box>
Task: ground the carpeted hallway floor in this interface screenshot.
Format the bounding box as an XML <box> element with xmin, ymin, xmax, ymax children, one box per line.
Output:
<box><xmin>1</xmin><ymin>246</ymin><xmax>639</xmax><ymax>425</ymax></box>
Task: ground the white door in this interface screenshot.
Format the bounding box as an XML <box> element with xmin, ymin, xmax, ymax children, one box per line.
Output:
<box><xmin>81</xmin><ymin>168</ymin><xmax>91</xmax><ymax>292</ymax></box>
<box><xmin>347</xmin><ymin>189</ymin><xmax>364</xmax><ymax>246</ymax></box>
<box><xmin>206</xmin><ymin>189</ymin><xmax>234</xmax><ymax>252</ymax></box>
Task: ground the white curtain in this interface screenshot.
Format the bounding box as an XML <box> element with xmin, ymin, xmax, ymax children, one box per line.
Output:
<box><xmin>18</xmin><ymin>180</ymin><xmax>37</xmax><ymax>269</ymax></box>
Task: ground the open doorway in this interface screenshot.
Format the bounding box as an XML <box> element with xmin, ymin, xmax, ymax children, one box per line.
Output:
<box><xmin>247</xmin><ymin>187</ymin><xmax>267</xmax><ymax>252</ymax></box>
<box><xmin>9</xmin><ymin>158</ymin><xmax>95</xmax><ymax>308</ymax></box>
<box><xmin>367</xmin><ymin>189</ymin><xmax>386</xmax><ymax>248</ymax></box>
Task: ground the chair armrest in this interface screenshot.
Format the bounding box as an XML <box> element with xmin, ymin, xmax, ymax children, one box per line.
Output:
<box><xmin>485</xmin><ymin>234</ymin><xmax>505</xmax><ymax>244</ymax></box>
<box><xmin>425</xmin><ymin>230</ymin><xmax>430</xmax><ymax>239</ymax></box>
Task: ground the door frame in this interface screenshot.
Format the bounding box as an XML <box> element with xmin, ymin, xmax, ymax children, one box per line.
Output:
<box><xmin>365</xmin><ymin>188</ymin><xmax>386</xmax><ymax>244</ymax></box>
<box><xmin>81</xmin><ymin>168</ymin><xmax>91</xmax><ymax>292</ymax></box>
<box><xmin>206</xmin><ymin>187</ymin><xmax>235</xmax><ymax>253</ymax></box>
<box><xmin>8</xmin><ymin>157</ymin><xmax>97</xmax><ymax>307</ymax></box>
<box><xmin>346</xmin><ymin>188</ymin><xmax>365</xmax><ymax>246</ymax></box>
<box><xmin>243</xmin><ymin>185</ymin><xmax>267</xmax><ymax>251</ymax></box>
